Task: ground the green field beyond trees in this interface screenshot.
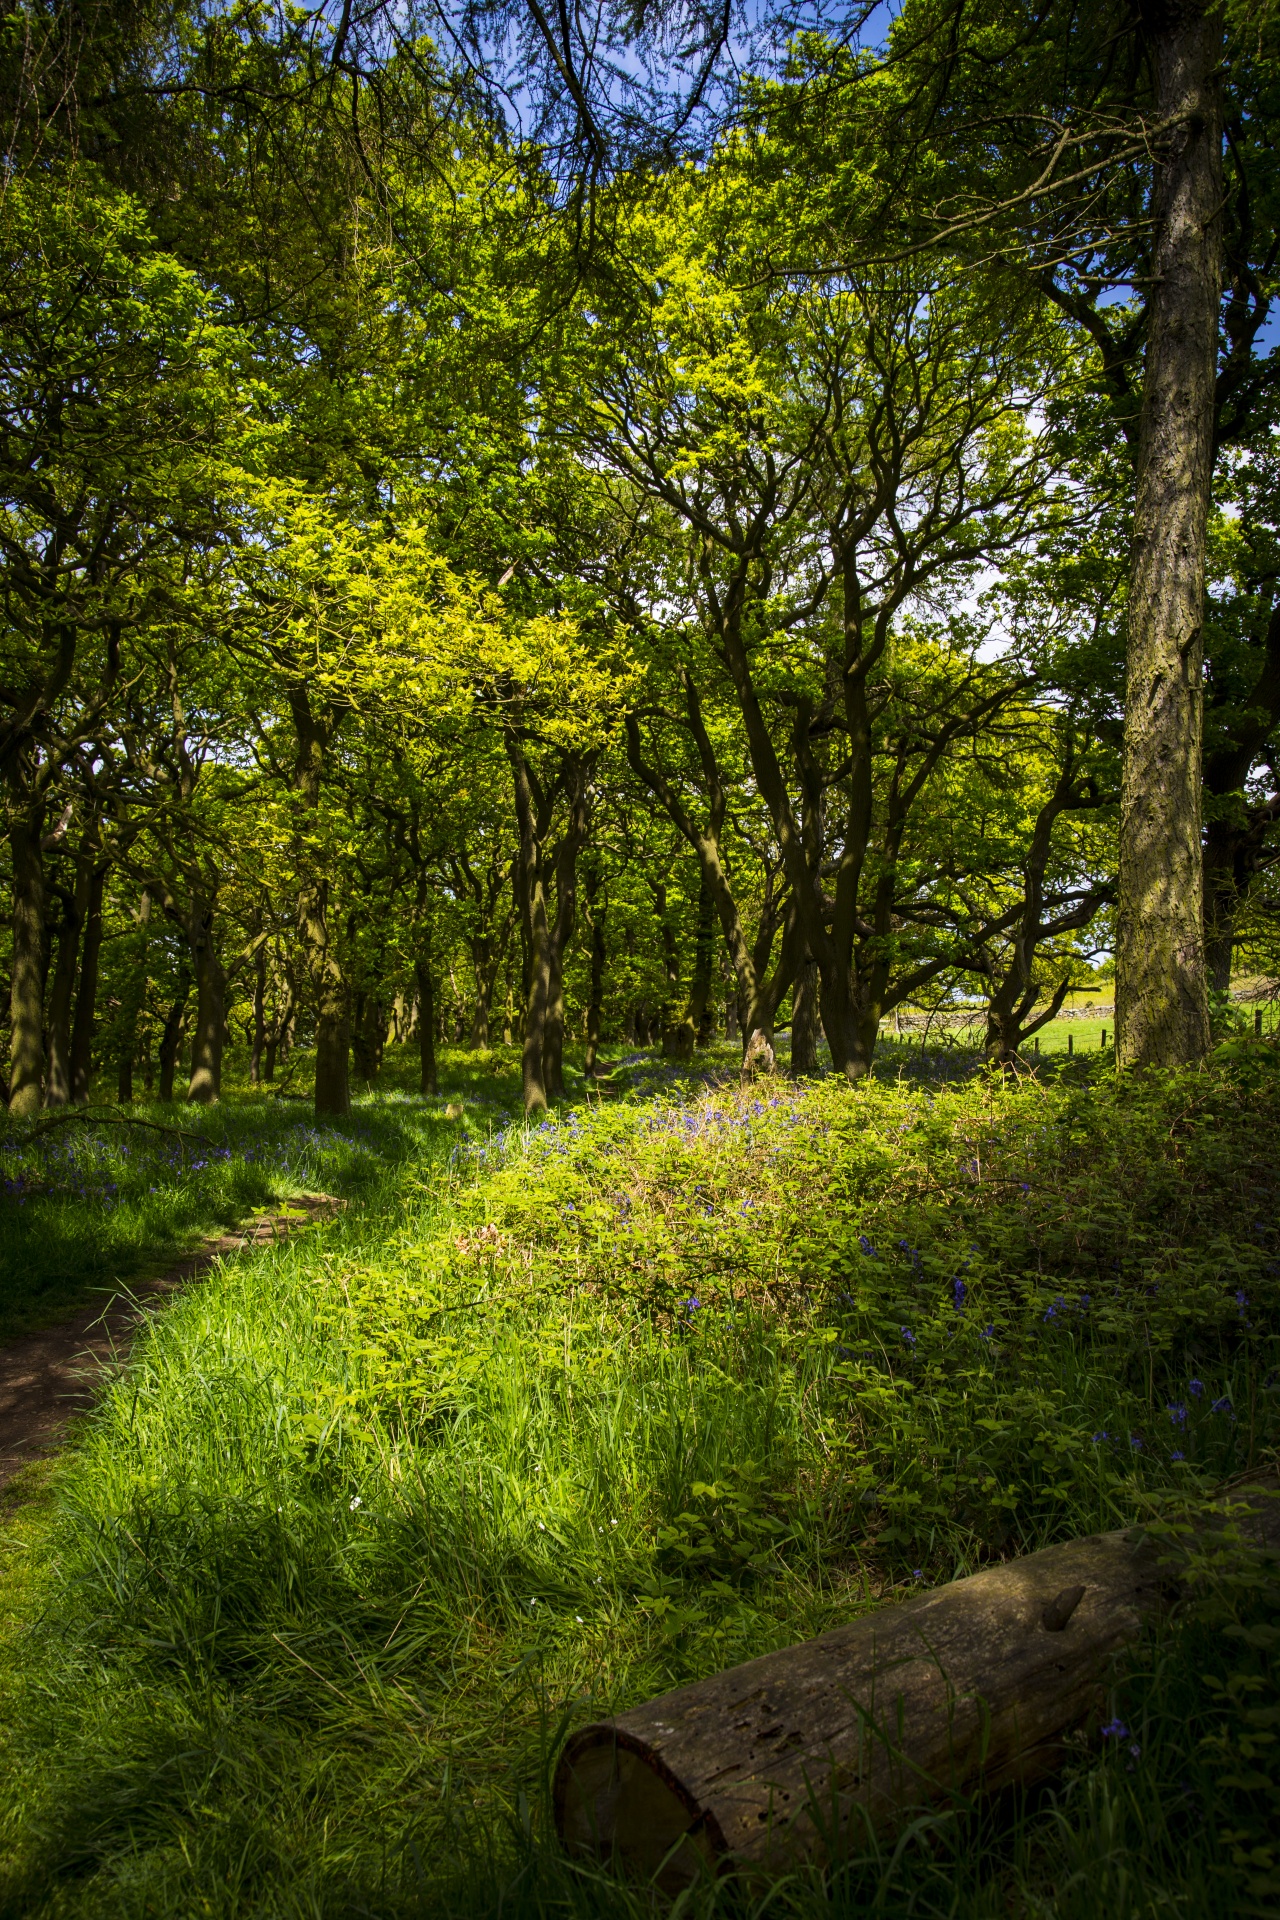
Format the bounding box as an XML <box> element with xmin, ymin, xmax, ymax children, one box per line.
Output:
<box><xmin>1</xmin><ymin>1045</ymin><xmax>1279</xmax><ymax>1917</ymax></box>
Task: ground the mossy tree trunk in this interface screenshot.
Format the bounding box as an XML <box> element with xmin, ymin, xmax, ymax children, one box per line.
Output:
<box><xmin>186</xmin><ymin>894</ymin><xmax>225</xmax><ymax>1104</ymax></box>
<box><xmin>1116</xmin><ymin>0</ymin><xmax>1221</xmax><ymax>1068</ymax></box>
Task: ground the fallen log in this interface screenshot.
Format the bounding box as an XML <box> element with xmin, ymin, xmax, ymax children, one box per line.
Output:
<box><xmin>555</xmin><ymin>1480</ymin><xmax>1280</xmax><ymax>1893</ymax></box>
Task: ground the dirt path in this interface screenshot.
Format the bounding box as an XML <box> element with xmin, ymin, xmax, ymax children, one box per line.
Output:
<box><xmin>0</xmin><ymin>1193</ymin><xmax>341</xmax><ymax>1491</ymax></box>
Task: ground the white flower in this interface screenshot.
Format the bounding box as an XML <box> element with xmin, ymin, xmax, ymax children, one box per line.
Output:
<box><xmin>575</xmin><ymin>1615</ymin><xmax>584</xmax><ymax>1624</ymax></box>
<box><xmin>349</xmin><ymin>1496</ymin><xmax>362</xmax><ymax>1511</ymax></box>
<box><xmin>537</xmin><ymin>1520</ymin><xmax>546</xmax><ymax>1530</ymax></box>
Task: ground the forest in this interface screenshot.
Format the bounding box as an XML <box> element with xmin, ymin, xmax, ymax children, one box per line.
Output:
<box><xmin>0</xmin><ymin>1</ymin><xmax>1279</xmax><ymax>1915</ymax></box>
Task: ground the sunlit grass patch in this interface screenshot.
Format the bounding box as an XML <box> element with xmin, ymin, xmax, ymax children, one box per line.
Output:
<box><xmin>0</xmin><ymin>1059</ymin><xmax>1277</xmax><ymax>1915</ymax></box>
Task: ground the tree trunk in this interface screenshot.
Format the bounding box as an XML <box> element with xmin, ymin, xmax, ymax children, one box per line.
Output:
<box><xmin>724</xmin><ymin>953</ymin><xmax>740</xmax><ymax>1044</ymax></box>
<box><xmin>7</xmin><ymin>799</ymin><xmax>46</xmax><ymax>1116</ymax></box>
<box><xmin>352</xmin><ymin>990</ymin><xmax>384</xmax><ymax>1085</ymax></box>
<box><xmin>688</xmin><ymin>872</ymin><xmax>717</xmax><ymax>1048</ymax></box>
<box><xmin>471</xmin><ymin>937</ymin><xmax>493</xmax><ymax>1047</ymax></box>
<box><xmin>415</xmin><ymin>959</ymin><xmax>438</xmax><ymax>1095</ymax></box>
<box><xmin>1116</xmin><ymin>2</ymin><xmax>1221</xmax><ymax>1069</ymax></box>
<box><xmin>44</xmin><ymin>861</ymin><xmax>89</xmax><ymax>1109</ymax></box>
<box><xmin>288</xmin><ymin>688</ymin><xmax>349</xmax><ymax>1117</ymax></box>
<box><xmin>69</xmin><ymin>863</ymin><xmax>105</xmax><ymax>1104</ymax></box>
<box><xmin>250</xmin><ymin>938</ymin><xmax>267</xmax><ymax>1084</ymax></box>
<box><xmin>544</xmin><ymin>962</ymin><xmax>567</xmax><ymax>1097</ymax></box>
<box><xmin>113</xmin><ymin>889</ymin><xmax>150</xmax><ymax>1105</ymax></box>
<box><xmin>508</xmin><ymin>739</ymin><xmax>592</xmax><ymax>1114</ymax></box>
<box><xmin>556</xmin><ymin>1480</ymin><xmax>1280</xmax><ymax>1895</ymax></box>
<box><xmin>158</xmin><ymin>982</ymin><xmax>188</xmax><ymax>1103</ymax></box>
<box><xmin>585</xmin><ymin>909</ymin><xmax>606</xmax><ymax>1076</ymax></box>
<box><xmin>186</xmin><ymin>903</ymin><xmax>225</xmax><ymax>1104</ymax></box>
<box><xmin>315</xmin><ymin>1005</ymin><xmax>350</xmax><ymax>1115</ymax></box>
<box><xmin>790</xmin><ymin>954</ymin><xmax>820</xmax><ymax>1075</ymax></box>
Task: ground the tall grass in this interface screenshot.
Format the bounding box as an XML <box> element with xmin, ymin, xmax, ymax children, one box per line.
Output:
<box><xmin>0</xmin><ymin>1052</ymin><xmax>1277</xmax><ymax>1916</ymax></box>
<box><xmin>0</xmin><ymin>1047</ymin><xmax>526</xmax><ymax>1339</ymax></box>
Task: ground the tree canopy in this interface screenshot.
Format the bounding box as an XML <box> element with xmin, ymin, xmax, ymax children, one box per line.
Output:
<box><xmin>1</xmin><ymin>0</ymin><xmax>1276</xmax><ymax>1115</ymax></box>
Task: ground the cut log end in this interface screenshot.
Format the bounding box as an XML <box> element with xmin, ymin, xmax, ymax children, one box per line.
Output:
<box><xmin>555</xmin><ymin>1730</ymin><xmax>721</xmax><ymax>1888</ymax></box>
<box><xmin>555</xmin><ymin>1482</ymin><xmax>1280</xmax><ymax>1894</ymax></box>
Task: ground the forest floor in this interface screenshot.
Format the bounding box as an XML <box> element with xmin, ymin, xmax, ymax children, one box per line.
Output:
<box><xmin>0</xmin><ymin>1038</ymin><xmax>1278</xmax><ymax>1917</ymax></box>
<box><xmin>0</xmin><ymin>1194</ymin><xmax>340</xmax><ymax>1490</ymax></box>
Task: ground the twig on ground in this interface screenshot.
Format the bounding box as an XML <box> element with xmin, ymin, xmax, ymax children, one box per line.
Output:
<box><xmin>15</xmin><ymin>1105</ymin><xmax>217</xmax><ymax>1156</ymax></box>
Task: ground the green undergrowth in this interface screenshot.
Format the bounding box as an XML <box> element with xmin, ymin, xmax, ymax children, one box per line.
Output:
<box><xmin>0</xmin><ymin>1049</ymin><xmax>517</xmax><ymax>1340</ymax></box>
<box><xmin>0</xmin><ymin>1056</ymin><xmax>1278</xmax><ymax>1916</ymax></box>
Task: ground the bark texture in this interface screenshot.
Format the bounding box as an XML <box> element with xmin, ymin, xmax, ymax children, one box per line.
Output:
<box><xmin>508</xmin><ymin>739</ymin><xmax>591</xmax><ymax>1113</ymax></box>
<box><xmin>69</xmin><ymin>861</ymin><xmax>105</xmax><ymax>1103</ymax></box>
<box><xmin>790</xmin><ymin>955</ymin><xmax>820</xmax><ymax>1075</ymax></box>
<box><xmin>186</xmin><ymin>897</ymin><xmax>225</xmax><ymax>1104</ymax></box>
<box><xmin>158</xmin><ymin>980</ymin><xmax>188</xmax><ymax>1103</ymax></box>
<box><xmin>1116</xmin><ymin>1</ymin><xmax>1221</xmax><ymax>1068</ymax></box>
<box><xmin>585</xmin><ymin>882</ymin><xmax>606</xmax><ymax>1076</ymax></box>
<box><xmin>290</xmin><ymin>688</ymin><xmax>350</xmax><ymax>1118</ymax></box>
<box><xmin>250</xmin><ymin>938</ymin><xmax>267</xmax><ymax>1085</ymax></box>
<box><xmin>557</xmin><ymin>1483</ymin><xmax>1280</xmax><ymax>1894</ymax></box>
<box><xmin>7</xmin><ymin>798</ymin><xmax>46</xmax><ymax>1116</ymax></box>
<box><xmin>44</xmin><ymin>855</ymin><xmax>89</xmax><ymax>1108</ymax></box>
<box><xmin>415</xmin><ymin>960</ymin><xmax>438</xmax><ymax>1096</ymax></box>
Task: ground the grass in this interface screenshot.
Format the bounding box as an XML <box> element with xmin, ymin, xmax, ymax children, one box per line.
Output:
<box><xmin>0</xmin><ymin>1047</ymin><xmax>527</xmax><ymax>1341</ymax></box>
<box><xmin>0</xmin><ymin>1041</ymin><xmax>1277</xmax><ymax>1915</ymax></box>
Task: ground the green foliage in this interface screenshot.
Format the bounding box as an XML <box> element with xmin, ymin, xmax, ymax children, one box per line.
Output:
<box><xmin>0</xmin><ymin>1060</ymin><xmax>1275</xmax><ymax>1915</ymax></box>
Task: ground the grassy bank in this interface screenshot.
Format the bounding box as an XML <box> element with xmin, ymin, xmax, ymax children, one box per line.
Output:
<box><xmin>0</xmin><ymin>1051</ymin><xmax>1278</xmax><ymax>1915</ymax></box>
<box><xmin>0</xmin><ymin>1048</ymin><xmax>527</xmax><ymax>1341</ymax></box>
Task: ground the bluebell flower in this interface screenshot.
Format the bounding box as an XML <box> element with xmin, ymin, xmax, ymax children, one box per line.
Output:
<box><xmin>1189</xmin><ymin>1378</ymin><xmax>1204</xmax><ymax>1398</ymax></box>
<box><xmin>1101</xmin><ymin>1719</ymin><xmax>1128</xmax><ymax>1740</ymax></box>
<box><xmin>1129</xmin><ymin>1433</ymin><xmax>1144</xmax><ymax>1451</ymax></box>
<box><xmin>979</xmin><ymin>1323</ymin><xmax>995</xmax><ymax>1340</ymax></box>
<box><xmin>1211</xmin><ymin>1396</ymin><xmax>1234</xmax><ymax>1418</ymax></box>
<box><xmin>953</xmin><ymin>1278</ymin><xmax>967</xmax><ymax>1310</ymax></box>
<box><xmin>1171</xmin><ymin>1451</ymin><xmax>1185</xmax><ymax>1462</ymax></box>
<box><xmin>901</xmin><ymin>1326</ymin><xmax>917</xmax><ymax>1349</ymax></box>
<box><xmin>1167</xmin><ymin>1403</ymin><xmax>1188</xmax><ymax>1428</ymax></box>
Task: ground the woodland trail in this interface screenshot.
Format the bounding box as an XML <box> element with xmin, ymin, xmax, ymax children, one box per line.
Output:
<box><xmin>0</xmin><ymin>1194</ymin><xmax>341</xmax><ymax>1491</ymax></box>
